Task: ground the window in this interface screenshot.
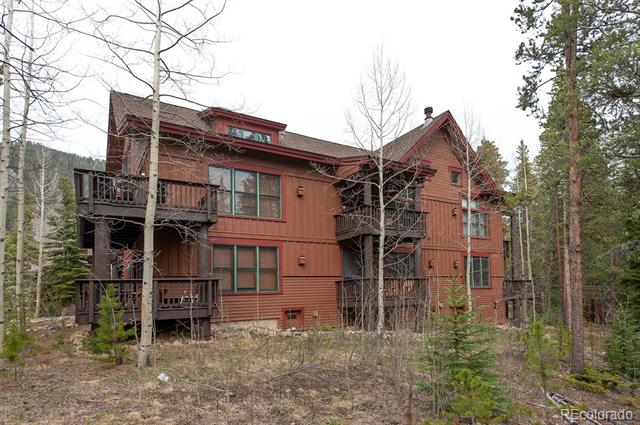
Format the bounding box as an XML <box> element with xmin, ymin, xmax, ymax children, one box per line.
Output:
<box><xmin>208</xmin><ymin>166</ymin><xmax>281</xmax><ymax>218</ymax></box>
<box><xmin>384</xmin><ymin>252</ymin><xmax>415</xmax><ymax>277</ymax></box>
<box><xmin>228</xmin><ymin>126</ymin><xmax>272</xmax><ymax>144</ymax></box>
<box><xmin>451</xmin><ymin>170</ymin><xmax>461</xmax><ymax>186</ymax></box>
<box><xmin>462</xmin><ymin>198</ymin><xmax>488</xmax><ymax>237</ymax></box>
<box><xmin>208</xmin><ymin>167</ymin><xmax>232</xmax><ymax>213</ymax></box>
<box><xmin>213</xmin><ymin>245</ymin><xmax>279</xmax><ymax>292</ymax></box>
<box><xmin>464</xmin><ymin>256</ymin><xmax>490</xmax><ymax>288</ymax></box>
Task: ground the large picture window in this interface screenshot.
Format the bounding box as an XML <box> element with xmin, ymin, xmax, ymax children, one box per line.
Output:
<box><xmin>462</xmin><ymin>198</ymin><xmax>488</xmax><ymax>237</ymax></box>
<box><xmin>213</xmin><ymin>244</ymin><xmax>279</xmax><ymax>293</ymax></box>
<box><xmin>208</xmin><ymin>166</ymin><xmax>281</xmax><ymax>218</ymax></box>
<box><xmin>464</xmin><ymin>256</ymin><xmax>490</xmax><ymax>288</ymax></box>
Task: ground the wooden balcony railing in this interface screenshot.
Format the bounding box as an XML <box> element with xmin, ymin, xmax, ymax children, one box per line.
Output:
<box><xmin>73</xmin><ymin>169</ymin><xmax>217</xmax><ymax>222</ymax></box>
<box><xmin>337</xmin><ymin>277</ymin><xmax>428</xmax><ymax>308</ymax></box>
<box><xmin>334</xmin><ymin>206</ymin><xmax>426</xmax><ymax>241</ymax></box>
<box><xmin>75</xmin><ymin>278</ymin><xmax>219</xmax><ymax>325</ymax></box>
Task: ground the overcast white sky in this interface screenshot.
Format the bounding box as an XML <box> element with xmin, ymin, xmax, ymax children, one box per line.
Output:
<box><xmin>57</xmin><ymin>0</ymin><xmax>542</xmax><ymax>170</ymax></box>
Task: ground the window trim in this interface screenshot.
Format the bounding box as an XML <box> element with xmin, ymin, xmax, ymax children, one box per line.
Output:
<box><xmin>211</xmin><ymin>238</ymin><xmax>283</xmax><ymax>296</ymax></box>
<box><xmin>460</xmin><ymin>195</ymin><xmax>489</xmax><ymax>239</ymax></box>
<box><xmin>463</xmin><ymin>255</ymin><xmax>492</xmax><ymax>289</ymax></box>
<box><xmin>449</xmin><ymin>166</ymin><xmax>463</xmax><ymax>187</ymax></box>
<box><xmin>208</xmin><ymin>163</ymin><xmax>286</xmax><ymax>222</ymax></box>
<box><xmin>451</xmin><ymin>171</ymin><xmax>461</xmax><ymax>186</ymax></box>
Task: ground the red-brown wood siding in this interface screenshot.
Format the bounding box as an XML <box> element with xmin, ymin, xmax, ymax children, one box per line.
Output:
<box><xmin>126</xmin><ymin>125</ymin><xmax>506</xmax><ymax>327</ymax></box>
<box><xmin>418</xmin><ymin>129</ymin><xmax>505</xmax><ymax>321</ymax></box>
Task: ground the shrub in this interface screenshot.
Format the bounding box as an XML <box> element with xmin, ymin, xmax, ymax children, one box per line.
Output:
<box><xmin>563</xmin><ymin>367</ymin><xmax>627</xmax><ymax>393</ymax></box>
<box><xmin>83</xmin><ymin>284</ymin><xmax>134</xmax><ymax>364</ymax></box>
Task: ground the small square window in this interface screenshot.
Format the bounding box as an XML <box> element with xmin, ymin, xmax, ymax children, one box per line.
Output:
<box><xmin>451</xmin><ymin>171</ymin><xmax>461</xmax><ymax>186</ymax></box>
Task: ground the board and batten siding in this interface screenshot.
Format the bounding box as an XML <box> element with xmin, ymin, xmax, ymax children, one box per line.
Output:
<box><xmin>145</xmin><ymin>142</ymin><xmax>343</xmax><ymax>328</ymax></box>
<box><xmin>418</xmin><ymin>129</ymin><xmax>506</xmax><ymax>321</ymax></box>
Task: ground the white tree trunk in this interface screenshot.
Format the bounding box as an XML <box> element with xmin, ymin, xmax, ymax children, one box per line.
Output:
<box><xmin>15</xmin><ymin>6</ymin><xmax>35</xmax><ymax>329</ymax></box>
<box><xmin>522</xmin><ymin>154</ymin><xmax>535</xmax><ymax>322</ymax></box>
<box><xmin>138</xmin><ymin>0</ymin><xmax>162</xmax><ymax>368</ymax></box>
<box><xmin>0</xmin><ymin>0</ymin><xmax>14</xmax><ymax>352</ymax></box>
<box><xmin>35</xmin><ymin>146</ymin><xmax>47</xmax><ymax>318</ymax></box>
<box><xmin>464</xmin><ymin>143</ymin><xmax>473</xmax><ymax>311</ymax></box>
<box><xmin>376</xmin><ymin>133</ymin><xmax>385</xmax><ymax>334</ymax></box>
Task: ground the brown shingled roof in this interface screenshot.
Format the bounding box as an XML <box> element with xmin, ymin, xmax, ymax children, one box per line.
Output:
<box><xmin>111</xmin><ymin>91</ymin><xmax>211</xmax><ymax>132</ymax></box>
<box><xmin>381</xmin><ymin>112</ymin><xmax>447</xmax><ymax>161</ymax></box>
<box><xmin>109</xmin><ymin>91</ymin><xmax>441</xmax><ymax>162</ymax></box>
<box><xmin>279</xmin><ymin>131</ymin><xmax>366</xmax><ymax>158</ymax></box>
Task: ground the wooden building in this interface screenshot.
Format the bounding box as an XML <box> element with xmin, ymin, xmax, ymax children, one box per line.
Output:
<box><xmin>74</xmin><ymin>92</ymin><xmax>522</xmax><ymax>334</ymax></box>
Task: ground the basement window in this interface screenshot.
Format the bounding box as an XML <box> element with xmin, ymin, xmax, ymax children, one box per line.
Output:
<box><xmin>228</xmin><ymin>126</ymin><xmax>272</xmax><ymax>144</ymax></box>
<box><xmin>283</xmin><ymin>309</ymin><xmax>304</xmax><ymax>330</ymax></box>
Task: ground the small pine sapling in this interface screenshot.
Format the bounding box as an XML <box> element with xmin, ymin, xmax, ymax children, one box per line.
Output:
<box><xmin>2</xmin><ymin>324</ymin><xmax>35</xmax><ymax>379</ymax></box>
<box><xmin>449</xmin><ymin>368</ymin><xmax>506</xmax><ymax>425</ymax></box>
<box><xmin>522</xmin><ymin>322</ymin><xmax>558</xmax><ymax>395</ymax></box>
<box><xmin>521</xmin><ymin>321</ymin><xmax>558</xmax><ymax>422</ymax></box>
<box><xmin>83</xmin><ymin>284</ymin><xmax>135</xmax><ymax>365</ymax></box>
<box><xmin>417</xmin><ymin>282</ymin><xmax>507</xmax><ymax>419</ymax></box>
<box><xmin>605</xmin><ymin>307</ymin><xmax>640</xmax><ymax>380</ymax></box>
<box><xmin>555</xmin><ymin>324</ymin><xmax>570</xmax><ymax>364</ymax></box>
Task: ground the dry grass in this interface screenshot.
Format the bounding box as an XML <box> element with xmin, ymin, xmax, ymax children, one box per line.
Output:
<box><xmin>0</xmin><ymin>320</ymin><xmax>638</xmax><ymax>424</ymax></box>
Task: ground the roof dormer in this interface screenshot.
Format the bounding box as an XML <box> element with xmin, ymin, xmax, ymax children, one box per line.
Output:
<box><xmin>198</xmin><ymin>107</ymin><xmax>287</xmax><ymax>145</ymax></box>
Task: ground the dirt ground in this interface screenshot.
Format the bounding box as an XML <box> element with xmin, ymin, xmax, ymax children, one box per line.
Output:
<box><xmin>0</xmin><ymin>318</ymin><xmax>638</xmax><ymax>425</ymax></box>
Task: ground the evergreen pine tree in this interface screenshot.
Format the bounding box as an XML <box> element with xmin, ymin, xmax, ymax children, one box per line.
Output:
<box><xmin>476</xmin><ymin>138</ymin><xmax>509</xmax><ymax>190</ymax></box>
<box><xmin>43</xmin><ymin>176</ymin><xmax>88</xmax><ymax>310</ymax></box>
<box><xmin>605</xmin><ymin>307</ymin><xmax>640</xmax><ymax>380</ymax></box>
<box><xmin>2</xmin><ymin>324</ymin><xmax>35</xmax><ymax>379</ymax></box>
<box><xmin>417</xmin><ymin>283</ymin><xmax>505</xmax><ymax>418</ymax></box>
<box><xmin>83</xmin><ymin>284</ymin><xmax>134</xmax><ymax>364</ymax></box>
<box><xmin>521</xmin><ymin>321</ymin><xmax>558</xmax><ymax>421</ymax></box>
<box><xmin>450</xmin><ymin>369</ymin><xmax>506</xmax><ymax>425</ymax></box>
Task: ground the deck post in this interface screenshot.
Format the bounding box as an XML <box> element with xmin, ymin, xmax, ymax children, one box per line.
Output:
<box><xmin>88</xmin><ymin>281</ymin><xmax>95</xmax><ymax>323</ymax></box>
<box><xmin>197</xmin><ymin>224</ymin><xmax>210</xmax><ymax>278</ymax></box>
<box><xmin>93</xmin><ymin>219</ymin><xmax>111</xmax><ymax>280</ymax></box>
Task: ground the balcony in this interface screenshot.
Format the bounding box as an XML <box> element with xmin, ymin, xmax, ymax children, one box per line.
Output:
<box><xmin>334</xmin><ymin>206</ymin><xmax>426</xmax><ymax>242</ymax></box>
<box><xmin>73</xmin><ymin>169</ymin><xmax>217</xmax><ymax>224</ymax></box>
<box><xmin>75</xmin><ymin>278</ymin><xmax>219</xmax><ymax>325</ymax></box>
<box><xmin>337</xmin><ymin>277</ymin><xmax>428</xmax><ymax>308</ymax></box>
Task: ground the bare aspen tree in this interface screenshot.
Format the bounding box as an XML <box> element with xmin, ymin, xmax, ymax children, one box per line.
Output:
<box><xmin>138</xmin><ymin>1</ymin><xmax>163</xmax><ymax>368</ymax></box>
<box><xmin>33</xmin><ymin>145</ymin><xmax>58</xmax><ymax>317</ymax></box>
<box><xmin>448</xmin><ymin>112</ymin><xmax>504</xmax><ymax>312</ymax></box>
<box><xmin>315</xmin><ymin>47</ymin><xmax>430</xmax><ymax>333</ymax></box>
<box><xmin>0</xmin><ymin>0</ymin><xmax>14</xmax><ymax>353</ymax></box>
<box><xmin>462</xmin><ymin>114</ymin><xmax>477</xmax><ymax>311</ymax></box>
<box><xmin>514</xmin><ymin>163</ymin><xmax>528</xmax><ymax>323</ymax></box>
<box><xmin>15</xmin><ymin>1</ymin><xmax>35</xmax><ymax>330</ymax></box>
<box><xmin>349</xmin><ymin>48</ymin><xmax>412</xmax><ymax>334</ymax></box>
<box><xmin>72</xmin><ymin>0</ymin><xmax>226</xmax><ymax>367</ymax></box>
<box><xmin>520</xmin><ymin>144</ymin><xmax>535</xmax><ymax>321</ymax></box>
